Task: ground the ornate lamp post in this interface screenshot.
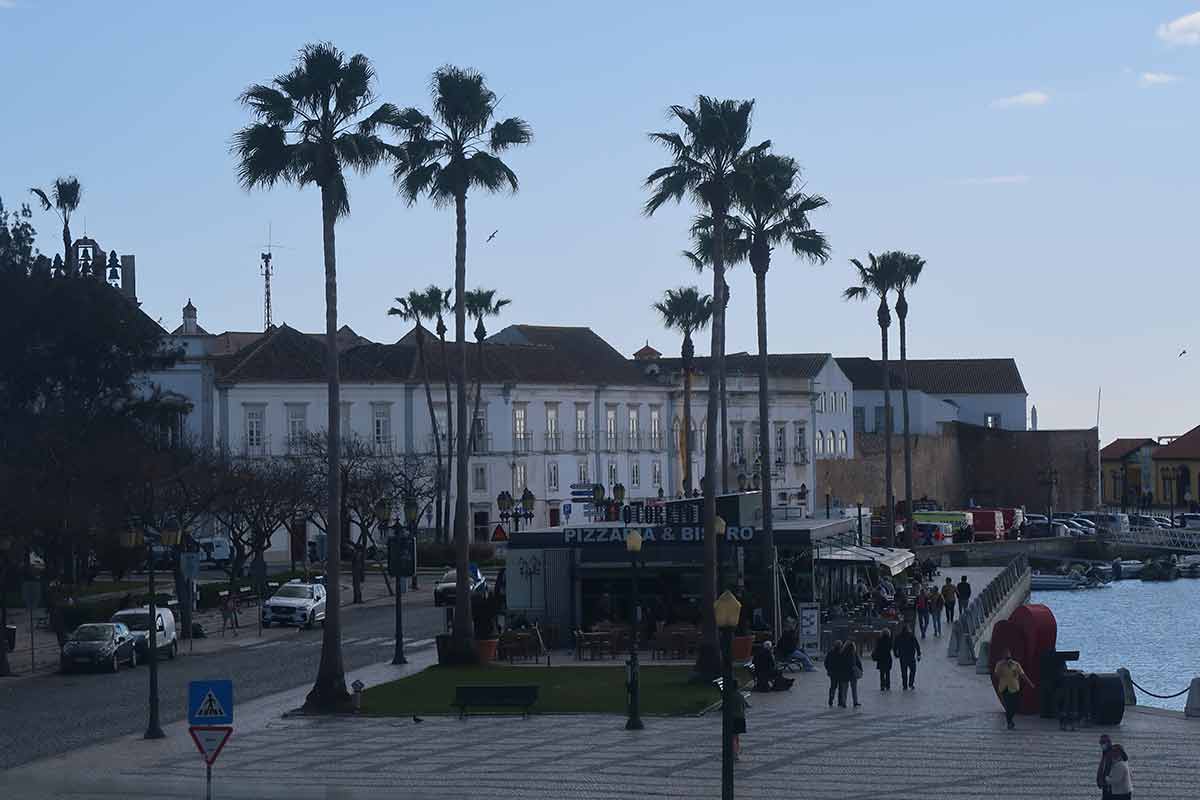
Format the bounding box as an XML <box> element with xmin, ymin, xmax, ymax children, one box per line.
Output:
<box><xmin>123</xmin><ymin>520</ymin><xmax>180</xmax><ymax>740</ymax></box>
<box><xmin>625</xmin><ymin>529</ymin><xmax>644</xmax><ymax>730</ymax></box>
<box><xmin>519</xmin><ymin>487</ymin><xmax>536</xmax><ymax>530</ymax></box>
<box><xmin>497</xmin><ymin>489</ymin><xmax>536</xmax><ymax>533</ymax></box>
<box><xmin>592</xmin><ymin>483</ymin><xmax>606</xmax><ymax>521</ymax></box>
<box><xmin>714</xmin><ymin>590</ymin><xmax>742</xmax><ymax>800</ymax></box>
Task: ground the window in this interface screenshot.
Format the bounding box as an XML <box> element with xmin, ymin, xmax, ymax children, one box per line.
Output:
<box><xmin>838</xmin><ymin>430</ymin><xmax>848</xmax><ymax>455</ymax></box>
<box><xmin>472</xmin><ymin>409</ymin><xmax>488</xmax><ymax>452</ymax></box>
<box><xmin>548</xmin><ymin>461</ymin><xmax>559</xmax><ymax>492</ymax></box>
<box><xmin>372</xmin><ymin>404</ymin><xmax>392</xmax><ymax>451</ymax></box>
<box><xmin>827</xmin><ymin>431</ymin><xmax>835</xmax><ymax>455</ymax></box>
<box><xmin>874</xmin><ymin>405</ymin><xmax>893</xmax><ymax>432</ymax></box>
<box><xmin>513</xmin><ymin>404</ymin><xmax>529</xmax><ymax>451</ymax></box>
<box><xmin>650</xmin><ymin>407</ymin><xmax>661</xmax><ymax>442</ymax></box>
<box><xmin>840</xmin><ymin>392</ymin><xmax>847</xmax><ymax>413</ymax></box>
<box><xmin>628</xmin><ymin>406</ymin><xmax>640</xmax><ymax>448</ymax></box>
<box><xmin>815</xmin><ymin>430</ymin><xmax>824</xmax><ymax>456</ymax></box>
<box><xmin>473</xmin><ymin>464</ymin><xmax>487</xmax><ymax>492</ymax></box>
<box><xmin>287</xmin><ymin>404</ymin><xmax>307</xmax><ymax>449</ymax></box>
<box><xmin>985</xmin><ymin>413</ymin><xmax>1001</xmax><ymax>429</ymax></box>
<box><xmin>512</xmin><ymin>462</ymin><xmax>527</xmax><ymax>493</ymax></box>
<box><xmin>775</xmin><ymin>425</ymin><xmax>787</xmax><ymax>463</ymax></box>
<box><xmin>652</xmin><ymin>461</ymin><xmax>663</xmax><ymax>487</ymax></box>
<box><xmin>794</xmin><ymin>423</ymin><xmax>807</xmax><ymax>463</ymax></box>
<box><xmin>733</xmin><ymin>426</ymin><xmax>745</xmax><ymax>462</ymax></box>
<box><xmin>433</xmin><ymin>404</ymin><xmax>447</xmax><ymax>451</ymax></box>
<box><xmin>578</xmin><ymin>461</ymin><xmax>589</xmax><ymax>483</ymax></box>
<box><xmin>339</xmin><ymin>402</ymin><xmax>352</xmax><ymax>434</ymax></box>
<box><xmin>244</xmin><ymin>406</ymin><xmax>265</xmax><ymax>454</ymax></box>
<box><xmin>606</xmin><ymin>406</ymin><xmax>618</xmax><ymax>448</ymax></box>
<box><xmin>630</xmin><ymin>461</ymin><xmax>641</xmax><ymax>488</ymax></box>
<box><xmin>608</xmin><ymin>461</ymin><xmax>618</xmax><ymax>487</ymax></box>
<box><xmin>816</xmin><ymin>394</ymin><xmax>824</xmax><ymax>413</ymax></box>
<box><xmin>545</xmin><ymin>404</ymin><xmax>559</xmax><ymax>435</ymax></box>
<box><xmin>576</xmin><ymin>405</ymin><xmax>588</xmax><ymax>435</ymax></box>
<box><xmin>853</xmin><ymin>407</ymin><xmax>866</xmax><ymax>434</ymax></box>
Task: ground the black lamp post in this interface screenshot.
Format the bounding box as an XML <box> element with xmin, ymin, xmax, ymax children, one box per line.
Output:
<box><xmin>714</xmin><ymin>590</ymin><xmax>742</xmax><ymax>800</ymax></box>
<box><xmin>856</xmin><ymin>494</ymin><xmax>865</xmax><ymax>546</ymax></box>
<box><xmin>124</xmin><ymin>520</ymin><xmax>179</xmax><ymax>741</ymax></box>
<box><xmin>497</xmin><ymin>489</ymin><xmax>536</xmax><ymax>533</ymax></box>
<box><xmin>613</xmin><ymin>482</ymin><xmax>626</xmax><ymax>523</ymax></box>
<box><xmin>1167</xmin><ymin>467</ymin><xmax>1178</xmax><ymax>527</ymax></box>
<box><xmin>592</xmin><ymin>483</ymin><xmax>606</xmax><ymax>521</ymax></box>
<box><xmin>825</xmin><ymin>488</ymin><xmax>832</xmax><ymax>520</ymax></box>
<box><xmin>398</xmin><ymin>498</ymin><xmax>420</xmax><ymax>665</ymax></box>
<box><xmin>625</xmin><ymin>528</ymin><xmax>644</xmax><ymax>731</ymax></box>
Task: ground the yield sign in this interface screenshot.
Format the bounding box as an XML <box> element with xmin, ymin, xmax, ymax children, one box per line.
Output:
<box><xmin>189</xmin><ymin>726</ymin><xmax>233</xmax><ymax>765</ymax></box>
<box><xmin>491</xmin><ymin>524</ymin><xmax>509</xmax><ymax>542</ymax></box>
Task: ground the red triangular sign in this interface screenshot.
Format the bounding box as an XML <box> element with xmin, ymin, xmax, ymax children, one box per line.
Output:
<box><xmin>189</xmin><ymin>725</ymin><xmax>233</xmax><ymax>765</ymax></box>
<box><xmin>492</xmin><ymin>524</ymin><xmax>508</xmax><ymax>542</ymax></box>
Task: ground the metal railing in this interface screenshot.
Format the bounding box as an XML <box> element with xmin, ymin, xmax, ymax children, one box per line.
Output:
<box><xmin>572</xmin><ymin>433</ymin><xmax>591</xmax><ymax>452</ymax></box>
<box><xmin>471</xmin><ymin>432</ymin><xmax>494</xmax><ymax>454</ymax></box>
<box><xmin>285</xmin><ymin>435</ymin><xmax>308</xmax><ymax>457</ymax></box>
<box><xmin>372</xmin><ymin>436</ymin><xmax>395</xmax><ymax>456</ymax></box>
<box><xmin>602</xmin><ymin>433</ymin><xmax>622</xmax><ymax>452</ymax></box>
<box><xmin>544</xmin><ymin>432</ymin><xmax>562</xmax><ymax>453</ymax></box>
<box><xmin>647</xmin><ymin>433</ymin><xmax>664</xmax><ymax>451</ymax></box>
<box><xmin>948</xmin><ymin>553</ymin><xmax>1030</xmax><ymax>661</ymax></box>
<box><xmin>627</xmin><ymin>433</ymin><xmax>643</xmax><ymax>452</ymax></box>
<box><xmin>426</xmin><ymin>433</ymin><xmax>449</xmax><ymax>455</ymax></box>
<box><xmin>513</xmin><ymin>432</ymin><xmax>533</xmax><ymax>454</ymax></box>
<box><xmin>792</xmin><ymin>447</ymin><xmax>809</xmax><ymax>466</ymax></box>
<box><xmin>241</xmin><ymin>436</ymin><xmax>270</xmax><ymax>459</ymax></box>
<box><xmin>1105</xmin><ymin>525</ymin><xmax>1200</xmax><ymax>553</ymax></box>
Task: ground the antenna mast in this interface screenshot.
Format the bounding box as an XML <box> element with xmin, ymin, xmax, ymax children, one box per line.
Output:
<box><xmin>261</xmin><ymin>223</ymin><xmax>279</xmax><ymax>330</ymax></box>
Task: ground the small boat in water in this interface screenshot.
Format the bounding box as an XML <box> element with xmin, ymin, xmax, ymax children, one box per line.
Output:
<box><xmin>1113</xmin><ymin>560</ymin><xmax>1144</xmax><ymax>579</ymax></box>
<box><xmin>1031</xmin><ymin>572</ymin><xmax>1109</xmax><ymax>590</ymax></box>
<box><xmin>1140</xmin><ymin>556</ymin><xmax>1180</xmax><ymax>582</ymax></box>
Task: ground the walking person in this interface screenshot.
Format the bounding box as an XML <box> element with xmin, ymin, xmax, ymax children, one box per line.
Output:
<box><xmin>1097</xmin><ymin>735</ymin><xmax>1115</xmax><ymax>799</ymax></box>
<box><xmin>728</xmin><ymin>684</ymin><xmax>747</xmax><ymax>761</ymax></box>
<box><xmin>871</xmin><ymin>629</ymin><xmax>894</xmax><ymax>691</ymax></box>
<box><xmin>1103</xmin><ymin>744</ymin><xmax>1132</xmax><ymax>799</ymax></box>
<box><xmin>993</xmin><ymin>649</ymin><xmax>1035</xmax><ymax>729</ymax></box>
<box><xmin>915</xmin><ymin>587</ymin><xmax>930</xmax><ymax>639</ymax></box>
<box><xmin>941</xmin><ymin>577</ymin><xmax>957</xmax><ymax>623</ymax></box>
<box><xmin>843</xmin><ymin>640</ymin><xmax>863</xmax><ymax>707</ymax></box>
<box><xmin>928</xmin><ymin>587</ymin><xmax>943</xmax><ymax>637</ymax></box>
<box><xmin>894</xmin><ymin>623</ymin><xmax>921</xmax><ymax>690</ymax></box>
<box><xmin>221</xmin><ymin>594</ymin><xmax>238</xmax><ymax>638</ymax></box>
<box><xmin>826</xmin><ymin>640</ymin><xmax>847</xmax><ymax>707</ymax></box>
<box><xmin>956</xmin><ymin>575</ymin><xmax>973</xmax><ymax>609</ymax></box>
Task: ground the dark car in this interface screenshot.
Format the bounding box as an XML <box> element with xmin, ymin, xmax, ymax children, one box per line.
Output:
<box><xmin>433</xmin><ymin>564</ymin><xmax>488</xmax><ymax>608</ymax></box>
<box><xmin>60</xmin><ymin>622</ymin><xmax>138</xmax><ymax>673</ymax></box>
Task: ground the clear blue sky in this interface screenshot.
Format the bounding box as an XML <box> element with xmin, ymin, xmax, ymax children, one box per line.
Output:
<box><xmin>4</xmin><ymin>1</ymin><xmax>1198</xmax><ymax>442</ymax></box>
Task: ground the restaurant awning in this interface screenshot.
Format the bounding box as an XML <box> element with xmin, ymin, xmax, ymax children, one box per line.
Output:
<box><xmin>814</xmin><ymin>546</ymin><xmax>915</xmax><ymax>576</ymax></box>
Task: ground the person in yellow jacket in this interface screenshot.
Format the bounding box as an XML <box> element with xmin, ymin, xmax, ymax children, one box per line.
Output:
<box><xmin>993</xmin><ymin>650</ymin><xmax>1036</xmax><ymax>729</ymax></box>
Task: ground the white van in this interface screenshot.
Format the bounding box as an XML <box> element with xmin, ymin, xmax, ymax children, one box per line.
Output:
<box><xmin>111</xmin><ymin>606</ymin><xmax>178</xmax><ymax>660</ymax></box>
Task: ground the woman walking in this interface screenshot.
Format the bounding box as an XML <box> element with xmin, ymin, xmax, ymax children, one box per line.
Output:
<box><xmin>1104</xmin><ymin>744</ymin><xmax>1132</xmax><ymax>799</ymax></box>
<box><xmin>843</xmin><ymin>640</ymin><xmax>863</xmax><ymax>707</ymax></box>
<box><xmin>928</xmin><ymin>587</ymin><xmax>944</xmax><ymax>637</ymax></box>
<box><xmin>826</xmin><ymin>640</ymin><xmax>847</xmax><ymax>707</ymax></box>
<box><xmin>915</xmin><ymin>587</ymin><xmax>930</xmax><ymax>639</ymax></box>
<box><xmin>871</xmin><ymin>629</ymin><xmax>894</xmax><ymax>691</ymax></box>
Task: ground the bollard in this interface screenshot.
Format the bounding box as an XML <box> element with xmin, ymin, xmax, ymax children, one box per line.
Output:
<box><xmin>958</xmin><ymin>632</ymin><xmax>976</xmax><ymax>666</ymax></box>
<box><xmin>976</xmin><ymin>640</ymin><xmax>991</xmax><ymax>674</ymax></box>
<box><xmin>1116</xmin><ymin>668</ymin><xmax>1137</xmax><ymax>706</ymax></box>
<box><xmin>947</xmin><ymin>623</ymin><xmax>960</xmax><ymax>658</ymax></box>
<box><xmin>1187</xmin><ymin>678</ymin><xmax>1200</xmax><ymax>718</ymax></box>
<box><xmin>351</xmin><ymin>679</ymin><xmax>365</xmax><ymax>712</ymax></box>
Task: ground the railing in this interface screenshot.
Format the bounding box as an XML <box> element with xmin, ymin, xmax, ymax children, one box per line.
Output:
<box><xmin>285</xmin><ymin>435</ymin><xmax>308</xmax><ymax>457</ymax></box>
<box><xmin>471</xmin><ymin>432</ymin><xmax>494</xmax><ymax>454</ymax></box>
<box><xmin>647</xmin><ymin>433</ymin><xmax>664</xmax><ymax>451</ymax></box>
<box><xmin>603</xmin><ymin>433</ymin><xmax>621</xmax><ymax>452</ymax></box>
<box><xmin>627</xmin><ymin>433</ymin><xmax>642</xmax><ymax>452</ymax></box>
<box><xmin>241</xmin><ymin>436</ymin><xmax>270</xmax><ymax>459</ymax></box>
<box><xmin>948</xmin><ymin>553</ymin><xmax>1030</xmax><ymax>661</ymax></box>
<box><xmin>544</xmin><ymin>432</ymin><xmax>562</xmax><ymax>453</ymax></box>
<box><xmin>372</xmin><ymin>436</ymin><xmax>395</xmax><ymax>456</ymax></box>
<box><xmin>1105</xmin><ymin>525</ymin><xmax>1200</xmax><ymax>553</ymax></box>
<box><xmin>792</xmin><ymin>447</ymin><xmax>809</xmax><ymax>466</ymax></box>
<box><xmin>572</xmin><ymin>433</ymin><xmax>591</xmax><ymax>452</ymax></box>
<box><xmin>513</xmin><ymin>432</ymin><xmax>533</xmax><ymax>454</ymax></box>
<box><xmin>426</xmin><ymin>433</ymin><xmax>449</xmax><ymax>455</ymax></box>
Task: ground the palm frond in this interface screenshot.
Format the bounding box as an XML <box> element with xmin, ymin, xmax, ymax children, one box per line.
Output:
<box><xmin>334</xmin><ymin>131</ymin><xmax>388</xmax><ymax>173</ymax></box>
<box><xmin>29</xmin><ymin>188</ymin><xmax>53</xmax><ymax>213</ymax></box>
<box><xmin>232</xmin><ymin>123</ymin><xmax>294</xmax><ymax>189</ymax></box>
<box><xmin>240</xmin><ymin>84</ymin><xmax>295</xmax><ymax>126</ymax></box>
<box><xmin>843</xmin><ymin>285</ymin><xmax>869</xmax><ymax>301</ymax></box>
<box><xmin>490</xmin><ymin>117</ymin><xmax>532</xmax><ymax>151</ymax></box>
<box><xmin>336</xmin><ymin>52</ymin><xmax>376</xmax><ymax>119</ymax></box>
<box><xmin>466</xmin><ymin>151</ymin><xmax>519</xmax><ymax>193</ymax></box>
<box><xmin>357</xmin><ymin>102</ymin><xmax>401</xmax><ymax>135</ymax></box>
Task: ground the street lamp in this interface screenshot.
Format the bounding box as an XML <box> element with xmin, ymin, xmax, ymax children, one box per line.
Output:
<box><xmin>0</xmin><ymin>533</ymin><xmax>12</xmax><ymax>677</ymax></box>
<box><xmin>592</xmin><ymin>483</ymin><xmax>606</xmax><ymax>521</ymax></box>
<box><xmin>856</xmin><ymin>494</ymin><xmax>865</xmax><ymax>546</ymax></box>
<box><xmin>714</xmin><ymin>515</ymin><xmax>728</xmax><ymax>592</ymax></box>
<box><xmin>714</xmin><ymin>590</ymin><xmax>742</xmax><ymax>800</ymax></box>
<box><xmin>394</xmin><ymin>497</ymin><xmax>419</xmax><ymax>666</ymax></box>
<box><xmin>624</xmin><ymin>528</ymin><xmax>644</xmax><ymax>730</ymax></box>
<box><xmin>825</xmin><ymin>488</ymin><xmax>832</xmax><ymax>520</ymax></box>
<box><xmin>123</xmin><ymin>520</ymin><xmax>179</xmax><ymax>741</ymax></box>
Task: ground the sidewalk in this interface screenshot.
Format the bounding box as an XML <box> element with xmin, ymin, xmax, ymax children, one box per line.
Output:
<box><xmin>2</xmin><ymin>571</ymin><xmax>426</xmax><ymax>679</ymax></box>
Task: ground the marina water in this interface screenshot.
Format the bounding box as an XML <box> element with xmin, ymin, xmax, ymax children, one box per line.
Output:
<box><xmin>1033</xmin><ymin>580</ymin><xmax>1200</xmax><ymax>711</ymax></box>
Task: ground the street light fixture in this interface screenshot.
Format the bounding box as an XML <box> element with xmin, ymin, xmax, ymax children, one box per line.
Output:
<box><xmin>390</xmin><ymin>496</ymin><xmax>418</xmax><ymax>666</ymax></box>
<box><xmin>592</xmin><ymin>484</ymin><xmax>606</xmax><ymax>521</ymax></box>
<box><xmin>714</xmin><ymin>590</ymin><xmax>742</xmax><ymax>800</ymax></box>
<box><xmin>624</xmin><ymin>529</ymin><xmax>644</xmax><ymax>731</ymax></box>
<box><xmin>124</xmin><ymin>520</ymin><xmax>179</xmax><ymax>741</ymax></box>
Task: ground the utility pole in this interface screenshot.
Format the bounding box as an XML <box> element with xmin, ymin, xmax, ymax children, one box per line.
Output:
<box><xmin>1039</xmin><ymin>468</ymin><xmax>1059</xmax><ymax>533</ymax></box>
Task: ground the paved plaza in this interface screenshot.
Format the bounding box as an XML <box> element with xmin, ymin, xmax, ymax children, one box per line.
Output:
<box><xmin>3</xmin><ymin>567</ymin><xmax>1198</xmax><ymax>799</ymax></box>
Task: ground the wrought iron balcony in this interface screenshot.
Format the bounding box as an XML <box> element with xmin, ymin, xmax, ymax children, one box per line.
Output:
<box><xmin>544</xmin><ymin>432</ymin><xmax>562</xmax><ymax>453</ymax></box>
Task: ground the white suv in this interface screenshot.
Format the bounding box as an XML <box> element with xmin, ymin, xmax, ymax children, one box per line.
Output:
<box><xmin>262</xmin><ymin>581</ymin><xmax>326</xmax><ymax>629</ymax></box>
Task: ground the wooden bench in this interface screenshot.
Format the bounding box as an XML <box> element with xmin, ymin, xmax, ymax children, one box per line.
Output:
<box><xmin>452</xmin><ymin>685</ymin><xmax>539</xmax><ymax>718</ymax></box>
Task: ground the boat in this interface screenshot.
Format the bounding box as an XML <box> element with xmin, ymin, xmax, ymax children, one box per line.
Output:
<box><xmin>1031</xmin><ymin>572</ymin><xmax>1109</xmax><ymax>591</ymax></box>
<box><xmin>1177</xmin><ymin>555</ymin><xmax>1200</xmax><ymax>578</ymax></box>
<box><xmin>1140</xmin><ymin>556</ymin><xmax>1180</xmax><ymax>582</ymax></box>
<box><xmin>1112</xmin><ymin>560</ymin><xmax>1144</xmax><ymax>580</ymax></box>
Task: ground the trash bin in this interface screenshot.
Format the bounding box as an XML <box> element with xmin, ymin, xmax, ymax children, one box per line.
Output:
<box><xmin>4</xmin><ymin>624</ymin><xmax>14</xmax><ymax>653</ymax></box>
<box><xmin>1088</xmin><ymin>672</ymin><xmax>1126</xmax><ymax>725</ymax></box>
<box><xmin>435</xmin><ymin>633</ymin><xmax>453</xmax><ymax>665</ymax></box>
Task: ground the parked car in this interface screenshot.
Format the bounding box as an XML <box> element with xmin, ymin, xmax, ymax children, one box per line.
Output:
<box><xmin>1175</xmin><ymin>513</ymin><xmax>1200</xmax><ymax>530</ymax></box>
<box><xmin>60</xmin><ymin>623</ymin><xmax>138</xmax><ymax>673</ymax></box>
<box><xmin>1023</xmin><ymin>513</ymin><xmax>1048</xmax><ymax>525</ymax></box>
<box><xmin>1151</xmin><ymin>515</ymin><xmax>1174</xmax><ymax>528</ymax></box>
<box><xmin>1024</xmin><ymin>521</ymin><xmax>1069</xmax><ymax>539</ymax></box>
<box><xmin>111</xmin><ymin>606</ymin><xmax>178</xmax><ymax>660</ymax></box>
<box><xmin>261</xmin><ymin>580</ymin><xmax>326</xmax><ymax>628</ymax></box>
<box><xmin>433</xmin><ymin>564</ymin><xmax>488</xmax><ymax>608</ymax></box>
<box><xmin>1129</xmin><ymin>514</ymin><xmax>1163</xmax><ymax>529</ymax></box>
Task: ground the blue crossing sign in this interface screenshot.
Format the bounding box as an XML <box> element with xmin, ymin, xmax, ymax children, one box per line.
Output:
<box><xmin>189</xmin><ymin>679</ymin><xmax>234</xmax><ymax>726</ymax></box>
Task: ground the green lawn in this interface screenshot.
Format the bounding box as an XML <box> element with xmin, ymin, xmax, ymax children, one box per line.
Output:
<box><xmin>364</xmin><ymin>664</ymin><xmax>749</xmax><ymax>717</ymax></box>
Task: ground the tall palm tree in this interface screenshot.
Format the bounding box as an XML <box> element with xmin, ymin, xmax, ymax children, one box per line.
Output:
<box><xmin>464</xmin><ymin>289</ymin><xmax>511</xmax><ymax>461</ymax></box>
<box><xmin>844</xmin><ymin>253</ymin><xmax>901</xmax><ymax>546</ymax></box>
<box><xmin>645</xmin><ymin>96</ymin><xmax>767</xmax><ymax>677</ymax></box>
<box><xmin>430</xmin><ymin>287</ymin><xmax>454</xmax><ymax>544</ymax></box>
<box><xmin>30</xmin><ymin>177</ymin><xmax>81</xmax><ymax>275</ymax></box>
<box><xmin>234</xmin><ymin>42</ymin><xmax>396</xmax><ymax>709</ymax></box>
<box><xmin>388</xmin><ymin>288</ymin><xmax>445</xmax><ymax>542</ymax></box>
<box><xmin>730</xmin><ymin>152</ymin><xmax>829</xmax><ymax>631</ymax></box>
<box><xmin>653</xmin><ymin>287</ymin><xmax>713</xmax><ymax>497</ymax></box>
<box><xmin>390</xmin><ymin>66</ymin><xmax>531</xmax><ymax>658</ymax></box>
<box><xmin>889</xmin><ymin>252</ymin><xmax>926</xmax><ymax>535</ymax></box>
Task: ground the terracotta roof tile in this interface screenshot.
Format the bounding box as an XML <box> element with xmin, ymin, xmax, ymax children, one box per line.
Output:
<box><xmin>1100</xmin><ymin>438</ymin><xmax>1157</xmax><ymax>461</ymax></box>
<box><xmin>836</xmin><ymin>357</ymin><xmax>1026</xmax><ymax>394</ymax></box>
<box><xmin>1152</xmin><ymin>424</ymin><xmax>1200</xmax><ymax>461</ymax></box>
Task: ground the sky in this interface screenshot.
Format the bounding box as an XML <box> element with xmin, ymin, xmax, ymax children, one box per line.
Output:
<box><xmin>3</xmin><ymin>1</ymin><xmax>1198</xmax><ymax>443</ymax></box>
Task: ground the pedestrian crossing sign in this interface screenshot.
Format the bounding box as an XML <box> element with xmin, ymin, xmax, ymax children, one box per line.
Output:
<box><xmin>188</xmin><ymin>680</ymin><xmax>234</xmax><ymax>725</ymax></box>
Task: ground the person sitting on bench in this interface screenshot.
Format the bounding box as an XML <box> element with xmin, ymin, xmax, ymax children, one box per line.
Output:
<box><xmin>776</xmin><ymin>618</ymin><xmax>816</xmax><ymax>672</ymax></box>
<box><xmin>751</xmin><ymin>641</ymin><xmax>795</xmax><ymax>692</ymax></box>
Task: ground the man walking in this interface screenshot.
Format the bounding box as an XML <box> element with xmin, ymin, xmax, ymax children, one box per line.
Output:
<box><xmin>957</xmin><ymin>575</ymin><xmax>973</xmax><ymax>609</ymax></box>
<box><xmin>941</xmin><ymin>577</ymin><xmax>957</xmax><ymax>623</ymax></box>
<box><xmin>993</xmin><ymin>649</ymin><xmax>1035</xmax><ymax>729</ymax></box>
<box><xmin>893</xmin><ymin>623</ymin><xmax>922</xmax><ymax>690</ymax></box>
<box><xmin>1096</xmin><ymin>735</ymin><xmax>1115</xmax><ymax>799</ymax></box>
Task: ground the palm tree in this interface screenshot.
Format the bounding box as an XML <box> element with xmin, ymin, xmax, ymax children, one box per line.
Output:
<box><xmin>390</xmin><ymin>66</ymin><xmax>531</xmax><ymax>658</ymax></box>
<box><xmin>30</xmin><ymin>177</ymin><xmax>81</xmax><ymax>275</ymax></box>
<box><xmin>388</xmin><ymin>288</ymin><xmax>445</xmax><ymax>542</ymax></box>
<box><xmin>430</xmin><ymin>287</ymin><xmax>454</xmax><ymax>544</ymax></box>
<box><xmin>730</xmin><ymin>152</ymin><xmax>829</xmax><ymax>631</ymax></box>
<box><xmin>653</xmin><ymin>287</ymin><xmax>713</xmax><ymax>497</ymax></box>
<box><xmin>645</xmin><ymin>96</ymin><xmax>767</xmax><ymax>677</ymax></box>
<box><xmin>889</xmin><ymin>252</ymin><xmax>926</xmax><ymax>534</ymax></box>
<box><xmin>844</xmin><ymin>253</ymin><xmax>901</xmax><ymax>546</ymax></box>
<box><xmin>464</xmin><ymin>289</ymin><xmax>511</xmax><ymax>461</ymax></box>
<box><xmin>234</xmin><ymin>42</ymin><xmax>397</xmax><ymax>709</ymax></box>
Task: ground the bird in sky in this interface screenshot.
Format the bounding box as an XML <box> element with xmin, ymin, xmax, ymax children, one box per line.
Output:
<box><xmin>1180</xmin><ymin>349</ymin><xmax>1188</xmax><ymax>358</ymax></box>
<box><xmin>486</xmin><ymin>229</ymin><xmax>499</xmax><ymax>243</ymax></box>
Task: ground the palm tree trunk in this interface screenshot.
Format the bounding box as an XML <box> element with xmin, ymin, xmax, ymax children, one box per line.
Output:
<box><xmin>305</xmin><ymin>187</ymin><xmax>349</xmax><ymax>711</ymax></box>
<box><xmin>878</xmin><ymin>297</ymin><xmax>894</xmax><ymax>547</ymax></box>
<box><xmin>682</xmin><ymin>344</ymin><xmax>693</xmax><ymax>496</ymax></box>
<box><xmin>417</xmin><ymin>328</ymin><xmax>443</xmax><ymax>542</ymax></box>
<box><xmin>451</xmin><ymin>192</ymin><xmax>473</xmax><ymax>658</ymax></box>
<box><xmin>898</xmin><ymin>296</ymin><xmax>913</xmax><ymax>539</ymax></box>
<box><xmin>469</xmin><ymin>335</ymin><xmax>484</xmax><ymax>459</ymax></box>
<box><xmin>438</xmin><ymin>327</ymin><xmax>453</xmax><ymax>544</ymax></box>
<box><xmin>753</xmin><ymin>261</ymin><xmax>775</xmax><ymax>634</ymax></box>
<box><xmin>62</xmin><ymin>223</ymin><xmax>72</xmax><ymax>276</ymax></box>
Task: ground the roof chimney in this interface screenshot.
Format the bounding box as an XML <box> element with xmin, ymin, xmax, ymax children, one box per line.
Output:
<box><xmin>634</xmin><ymin>342</ymin><xmax>662</xmax><ymax>361</ymax></box>
<box><xmin>182</xmin><ymin>299</ymin><xmax>199</xmax><ymax>335</ymax></box>
<box><xmin>119</xmin><ymin>254</ymin><xmax>137</xmax><ymax>302</ymax></box>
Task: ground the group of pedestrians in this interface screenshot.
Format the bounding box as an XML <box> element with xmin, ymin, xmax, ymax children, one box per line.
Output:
<box><xmin>869</xmin><ymin>624</ymin><xmax>923</xmax><ymax>691</ymax></box>
<box><xmin>824</xmin><ymin>640</ymin><xmax>863</xmax><ymax>707</ymax></box>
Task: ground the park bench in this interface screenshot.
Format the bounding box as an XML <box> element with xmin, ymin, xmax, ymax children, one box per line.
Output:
<box><xmin>452</xmin><ymin>685</ymin><xmax>539</xmax><ymax>718</ymax></box>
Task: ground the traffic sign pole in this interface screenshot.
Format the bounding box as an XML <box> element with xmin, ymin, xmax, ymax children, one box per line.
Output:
<box><xmin>206</xmin><ymin>762</ymin><xmax>212</xmax><ymax>800</ymax></box>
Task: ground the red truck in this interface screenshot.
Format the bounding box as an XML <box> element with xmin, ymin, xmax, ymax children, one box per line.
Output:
<box><xmin>969</xmin><ymin>508</ymin><xmax>1024</xmax><ymax>541</ymax></box>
